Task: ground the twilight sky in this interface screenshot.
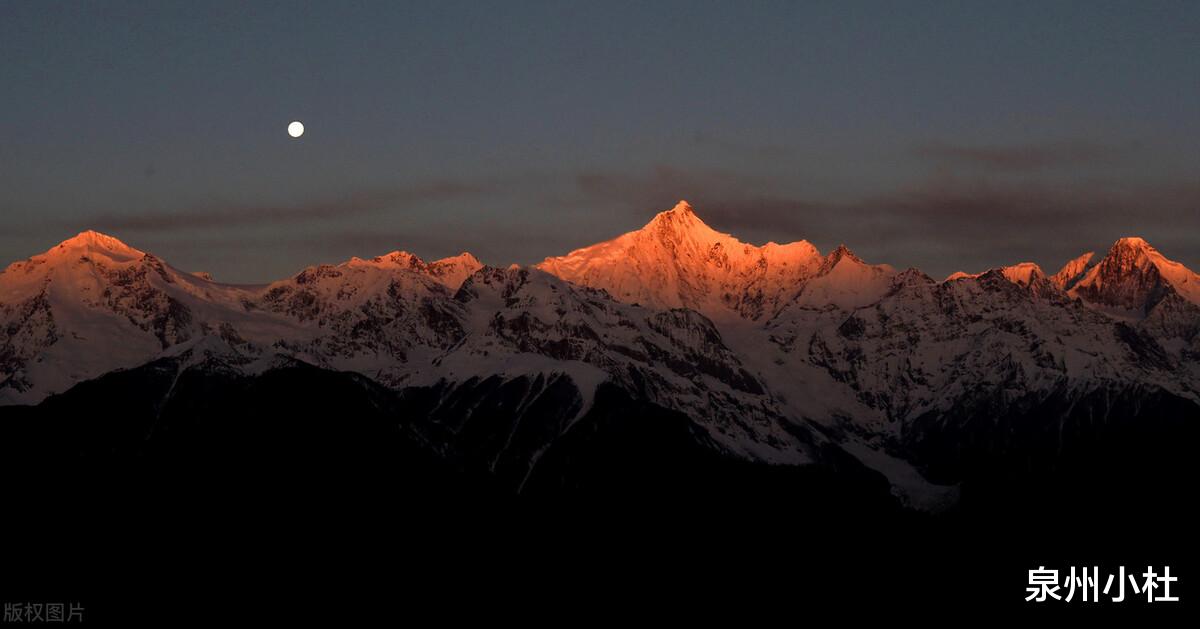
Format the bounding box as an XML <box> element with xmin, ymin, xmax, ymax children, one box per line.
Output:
<box><xmin>2</xmin><ymin>0</ymin><xmax>1198</xmax><ymax>282</ymax></box>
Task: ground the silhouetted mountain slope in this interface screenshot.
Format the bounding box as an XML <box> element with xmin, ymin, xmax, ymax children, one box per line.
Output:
<box><xmin>0</xmin><ymin>355</ymin><xmax>904</xmax><ymax>513</ymax></box>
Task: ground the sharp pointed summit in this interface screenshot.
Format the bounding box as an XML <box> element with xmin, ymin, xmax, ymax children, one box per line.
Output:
<box><xmin>1070</xmin><ymin>236</ymin><xmax>1200</xmax><ymax>313</ymax></box>
<box><xmin>535</xmin><ymin>201</ymin><xmax>826</xmax><ymax>319</ymax></box>
<box><xmin>819</xmin><ymin>245</ymin><xmax>866</xmax><ymax>273</ymax></box>
<box><xmin>1051</xmin><ymin>252</ymin><xmax>1095</xmax><ymax>289</ymax></box>
<box><xmin>670</xmin><ymin>199</ymin><xmax>694</xmax><ymax>214</ymax></box>
<box><xmin>640</xmin><ymin>199</ymin><xmax>726</xmax><ymax>248</ymax></box>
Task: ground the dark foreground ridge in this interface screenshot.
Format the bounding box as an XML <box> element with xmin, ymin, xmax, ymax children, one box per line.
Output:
<box><xmin>2</xmin><ymin>359</ymin><xmax>1196</xmax><ymax>622</ymax></box>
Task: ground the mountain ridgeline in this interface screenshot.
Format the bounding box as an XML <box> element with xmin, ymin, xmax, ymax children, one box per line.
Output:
<box><xmin>2</xmin><ymin>201</ymin><xmax>1198</xmax><ymax>517</ymax></box>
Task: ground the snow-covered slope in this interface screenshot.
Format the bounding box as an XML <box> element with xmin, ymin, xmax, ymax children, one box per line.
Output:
<box><xmin>425</xmin><ymin>265</ymin><xmax>812</xmax><ymax>463</ymax></box>
<box><xmin>3</xmin><ymin>204</ymin><xmax>1199</xmax><ymax>508</ymax></box>
<box><xmin>788</xmin><ymin>245</ymin><xmax>897</xmax><ymax>311</ymax></box>
<box><xmin>0</xmin><ymin>233</ymin><xmax>482</xmax><ymax>404</ymax></box>
<box><xmin>0</xmin><ymin>231</ymin><xmax>276</xmax><ymax>403</ymax></box>
<box><xmin>748</xmin><ymin>262</ymin><xmax>1199</xmax><ymax>502</ymax></box>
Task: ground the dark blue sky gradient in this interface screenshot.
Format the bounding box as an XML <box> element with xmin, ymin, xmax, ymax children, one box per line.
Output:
<box><xmin>2</xmin><ymin>1</ymin><xmax>1197</xmax><ymax>281</ymax></box>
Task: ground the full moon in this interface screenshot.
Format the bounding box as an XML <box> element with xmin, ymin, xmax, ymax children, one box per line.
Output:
<box><xmin>287</xmin><ymin>121</ymin><xmax>304</xmax><ymax>138</ymax></box>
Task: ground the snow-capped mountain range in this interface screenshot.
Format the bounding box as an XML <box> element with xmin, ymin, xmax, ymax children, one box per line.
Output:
<box><xmin>3</xmin><ymin>201</ymin><xmax>1198</xmax><ymax>506</ymax></box>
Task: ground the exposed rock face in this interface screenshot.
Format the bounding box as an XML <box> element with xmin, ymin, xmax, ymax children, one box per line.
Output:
<box><xmin>1069</xmin><ymin>237</ymin><xmax>1200</xmax><ymax>314</ymax></box>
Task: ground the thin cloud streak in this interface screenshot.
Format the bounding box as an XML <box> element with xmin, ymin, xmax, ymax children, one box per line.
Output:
<box><xmin>79</xmin><ymin>181</ymin><xmax>497</xmax><ymax>233</ymax></box>
<box><xmin>914</xmin><ymin>140</ymin><xmax>1139</xmax><ymax>172</ymax></box>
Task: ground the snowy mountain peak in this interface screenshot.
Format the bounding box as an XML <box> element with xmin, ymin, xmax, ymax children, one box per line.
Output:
<box><xmin>60</xmin><ymin>229</ymin><xmax>130</xmax><ymax>247</ymax></box>
<box><xmin>1070</xmin><ymin>236</ymin><xmax>1200</xmax><ymax>313</ymax></box>
<box><xmin>1101</xmin><ymin>237</ymin><xmax>1183</xmax><ymax>274</ymax></box>
<box><xmin>437</xmin><ymin>252</ymin><xmax>481</xmax><ymax>266</ymax></box>
<box><xmin>821</xmin><ymin>245</ymin><xmax>865</xmax><ymax>271</ymax></box>
<box><xmin>1051</xmin><ymin>252</ymin><xmax>1094</xmax><ymax>289</ymax></box>
<box><xmin>1</xmin><ymin>229</ymin><xmax>165</xmax><ymax>303</ymax></box>
<box><xmin>1113</xmin><ymin>236</ymin><xmax>1151</xmax><ymax>250</ymax></box>
<box><xmin>1000</xmin><ymin>262</ymin><xmax>1045</xmax><ymax>286</ymax></box>
<box><xmin>643</xmin><ymin>199</ymin><xmax>724</xmax><ymax>246</ymax></box>
<box><xmin>535</xmin><ymin>201</ymin><xmax>827</xmax><ymax>319</ymax></box>
<box><xmin>335</xmin><ymin>249</ymin><xmax>482</xmax><ymax>289</ymax></box>
<box><xmin>945</xmin><ymin>262</ymin><xmax>1049</xmax><ymax>288</ymax></box>
<box><xmin>425</xmin><ymin>252</ymin><xmax>485</xmax><ymax>289</ymax></box>
<box><xmin>366</xmin><ymin>250</ymin><xmax>424</xmax><ymax>267</ymax></box>
<box><xmin>785</xmin><ymin>244</ymin><xmax>897</xmax><ymax>311</ymax></box>
<box><xmin>670</xmin><ymin>199</ymin><xmax>694</xmax><ymax>214</ymax></box>
<box><xmin>49</xmin><ymin>230</ymin><xmax>144</xmax><ymax>262</ymax></box>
